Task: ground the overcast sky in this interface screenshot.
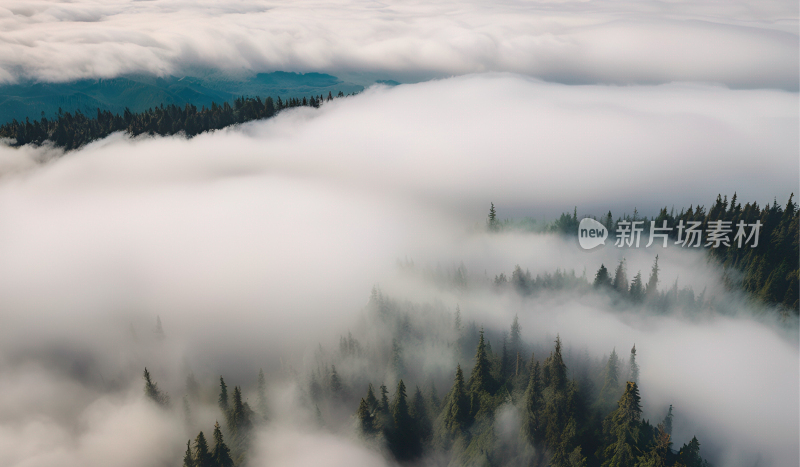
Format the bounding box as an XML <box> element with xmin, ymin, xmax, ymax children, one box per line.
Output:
<box><xmin>0</xmin><ymin>0</ymin><xmax>797</xmax><ymax>89</ymax></box>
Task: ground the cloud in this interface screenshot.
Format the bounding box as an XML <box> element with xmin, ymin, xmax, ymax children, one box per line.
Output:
<box><xmin>0</xmin><ymin>75</ymin><xmax>796</xmax><ymax>466</ymax></box>
<box><xmin>0</xmin><ymin>0</ymin><xmax>797</xmax><ymax>88</ymax></box>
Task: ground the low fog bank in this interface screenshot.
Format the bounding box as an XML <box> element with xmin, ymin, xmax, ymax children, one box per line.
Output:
<box><xmin>0</xmin><ymin>0</ymin><xmax>798</xmax><ymax>89</ymax></box>
<box><xmin>0</xmin><ymin>74</ymin><xmax>796</xmax><ymax>466</ymax></box>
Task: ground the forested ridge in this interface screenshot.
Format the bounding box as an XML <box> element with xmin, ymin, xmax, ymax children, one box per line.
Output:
<box><xmin>495</xmin><ymin>194</ymin><xmax>798</xmax><ymax>315</ymax></box>
<box><xmin>0</xmin><ymin>91</ymin><xmax>352</xmax><ymax>150</ymax></box>
<box><xmin>151</xmin><ymin>281</ymin><xmax>714</xmax><ymax>467</ymax></box>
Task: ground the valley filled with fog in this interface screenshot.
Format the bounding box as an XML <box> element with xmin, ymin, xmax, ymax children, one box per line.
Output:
<box><xmin>0</xmin><ymin>1</ymin><xmax>798</xmax><ymax>466</ymax></box>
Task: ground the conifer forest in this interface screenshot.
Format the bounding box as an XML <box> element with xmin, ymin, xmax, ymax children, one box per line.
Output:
<box><xmin>0</xmin><ymin>1</ymin><xmax>797</xmax><ymax>467</ymax></box>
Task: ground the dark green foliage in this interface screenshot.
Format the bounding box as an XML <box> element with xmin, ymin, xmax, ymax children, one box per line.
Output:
<box><xmin>662</xmin><ymin>405</ymin><xmax>673</xmax><ymax>436</ymax></box>
<box><xmin>365</xmin><ymin>383</ymin><xmax>378</xmax><ymax>412</ymax></box>
<box><xmin>442</xmin><ymin>364</ymin><xmax>470</xmax><ymax>436</ymax></box>
<box><xmin>411</xmin><ymin>385</ymin><xmax>433</xmax><ymax>444</ymax></box>
<box><xmin>628</xmin><ymin>345</ymin><xmax>639</xmax><ymax>384</ymax></box>
<box><xmin>0</xmin><ymin>90</ymin><xmax>354</xmax><ymax>150</ymax></box>
<box><xmin>487</xmin><ymin>203</ymin><xmax>499</xmax><ymax>231</ymax></box>
<box><xmin>218</xmin><ymin>377</ymin><xmax>229</xmax><ymax>414</ymax></box>
<box><xmin>468</xmin><ymin>330</ymin><xmax>494</xmax><ymax>397</ymax></box>
<box><xmin>183</xmin><ymin>440</ymin><xmax>194</xmax><ymax>467</ymax></box>
<box><xmin>602</xmin><ymin>381</ymin><xmax>642</xmax><ymax>467</ymax></box>
<box><xmin>613</xmin><ymin>260</ymin><xmax>629</xmax><ymax>295</ymax></box>
<box><xmin>594</xmin><ymin>264</ymin><xmax>612</xmax><ymax>289</ymax></box>
<box><xmin>357</xmin><ymin>398</ymin><xmax>376</xmax><ymax>436</ymax></box>
<box><xmin>193</xmin><ymin>431</ymin><xmax>213</xmax><ymax>467</ymax></box>
<box><xmin>211</xmin><ymin>422</ymin><xmax>234</xmax><ymax>467</ymax></box>
<box><xmin>143</xmin><ymin>368</ymin><xmax>169</xmax><ymax>407</ymax></box>
<box><xmin>388</xmin><ymin>380</ymin><xmax>421</xmax><ymax>459</ymax></box>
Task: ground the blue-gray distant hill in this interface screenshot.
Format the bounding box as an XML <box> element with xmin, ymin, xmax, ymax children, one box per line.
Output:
<box><xmin>0</xmin><ymin>71</ymin><xmax>365</xmax><ymax>124</ymax></box>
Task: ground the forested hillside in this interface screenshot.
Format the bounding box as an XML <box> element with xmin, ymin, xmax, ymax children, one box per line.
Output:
<box><xmin>0</xmin><ymin>71</ymin><xmax>364</xmax><ymax>125</ymax></box>
<box><xmin>164</xmin><ymin>281</ymin><xmax>713</xmax><ymax>467</ymax></box>
<box><xmin>0</xmin><ymin>92</ymin><xmax>351</xmax><ymax>150</ymax></box>
<box><xmin>539</xmin><ymin>195</ymin><xmax>798</xmax><ymax>314</ymax></box>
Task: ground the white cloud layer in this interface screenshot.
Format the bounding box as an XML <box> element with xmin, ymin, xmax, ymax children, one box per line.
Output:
<box><xmin>0</xmin><ymin>0</ymin><xmax>797</xmax><ymax>88</ymax></box>
<box><xmin>0</xmin><ymin>75</ymin><xmax>796</xmax><ymax>466</ymax></box>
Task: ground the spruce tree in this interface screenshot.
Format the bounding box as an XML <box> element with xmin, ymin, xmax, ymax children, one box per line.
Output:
<box><xmin>594</xmin><ymin>264</ymin><xmax>612</xmax><ymax>289</ymax></box>
<box><xmin>218</xmin><ymin>377</ymin><xmax>229</xmax><ymax>414</ymax></box>
<box><xmin>468</xmin><ymin>329</ymin><xmax>493</xmax><ymax>395</ymax></box>
<box><xmin>629</xmin><ymin>272</ymin><xmax>644</xmax><ymax>303</ymax></box>
<box><xmin>613</xmin><ymin>259</ymin><xmax>628</xmax><ymax>295</ymax></box>
<box><xmin>389</xmin><ymin>379</ymin><xmax>419</xmax><ymax>459</ymax></box>
<box><xmin>521</xmin><ymin>354</ymin><xmax>543</xmax><ymax>445</ymax></box>
<box><xmin>183</xmin><ymin>440</ymin><xmax>194</xmax><ymax>467</ymax></box>
<box><xmin>598</xmin><ymin>349</ymin><xmax>620</xmax><ymax>412</ymax></box>
<box><xmin>662</xmin><ymin>405</ymin><xmax>673</xmax><ymax>435</ymax></box>
<box><xmin>211</xmin><ymin>421</ymin><xmax>234</xmax><ymax>467</ymax></box>
<box><xmin>357</xmin><ymin>398</ymin><xmax>376</xmax><ymax>436</ymax></box>
<box><xmin>143</xmin><ymin>368</ymin><xmax>170</xmax><ymax>407</ymax></box>
<box><xmin>628</xmin><ymin>345</ymin><xmax>639</xmax><ymax>384</ymax></box>
<box><xmin>410</xmin><ymin>385</ymin><xmax>432</xmax><ymax>443</ymax></box>
<box><xmin>488</xmin><ymin>203</ymin><xmax>498</xmax><ymax>231</ymax></box>
<box><xmin>365</xmin><ymin>383</ymin><xmax>378</xmax><ymax>412</ymax></box>
<box><xmin>602</xmin><ymin>382</ymin><xmax>642</xmax><ymax>467</ymax></box>
<box><xmin>193</xmin><ymin>431</ymin><xmax>213</xmax><ymax>467</ymax></box>
<box><xmin>442</xmin><ymin>364</ymin><xmax>469</xmax><ymax>435</ymax></box>
<box><xmin>645</xmin><ymin>256</ymin><xmax>660</xmax><ymax>301</ymax></box>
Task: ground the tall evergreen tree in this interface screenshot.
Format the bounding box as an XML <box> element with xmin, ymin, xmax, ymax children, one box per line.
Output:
<box><xmin>442</xmin><ymin>364</ymin><xmax>469</xmax><ymax>435</ymax></box>
<box><xmin>365</xmin><ymin>383</ymin><xmax>378</xmax><ymax>412</ymax></box>
<box><xmin>629</xmin><ymin>272</ymin><xmax>644</xmax><ymax>303</ymax></box>
<box><xmin>521</xmin><ymin>354</ymin><xmax>543</xmax><ymax>446</ymax></box>
<box><xmin>143</xmin><ymin>368</ymin><xmax>170</xmax><ymax>407</ymax></box>
<box><xmin>193</xmin><ymin>431</ymin><xmax>213</xmax><ymax>467</ymax></box>
<box><xmin>357</xmin><ymin>398</ymin><xmax>376</xmax><ymax>436</ymax></box>
<box><xmin>389</xmin><ymin>380</ymin><xmax>419</xmax><ymax>459</ymax></box>
<box><xmin>628</xmin><ymin>345</ymin><xmax>639</xmax><ymax>384</ymax></box>
<box><xmin>183</xmin><ymin>440</ymin><xmax>194</xmax><ymax>467</ymax></box>
<box><xmin>645</xmin><ymin>256</ymin><xmax>660</xmax><ymax>301</ymax></box>
<box><xmin>594</xmin><ymin>264</ymin><xmax>612</xmax><ymax>289</ymax></box>
<box><xmin>613</xmin><ymin>259</ymin><xmax>629</xmax><ymax>295</ymax></box>
<box><xmin>602</xmin><ymin>381</ymin><xmax>643</xmax><ymax>467</ymax></box>
<box><xmin>211</xmin><ymin>421</ymin><xmax>234</xmax><ymax>467</ymax></box>
<box><xmin>662</xmin><ymin>405</ymin><xmax>673</xmax><ymax>436</ymax></box>
<box><xmin>468</xmin><ymin>329</ymin><xmax>493</xmax><ymax>395</ymax></box>
<box><xmin>218</xmin><ymin>377</ymin><xmax>229</xmax><ymax>414</ymax></box>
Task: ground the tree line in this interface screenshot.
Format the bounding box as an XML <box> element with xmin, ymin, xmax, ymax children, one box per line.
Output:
<box><xmin>490</xmin><ymin>194</ymin><xmax>798</xmax><ymax>314</ymax></box>
<box><xmin>0</xmin><ymin>91</ymin><xmax>353</xmax><ymax>150</ymax></box>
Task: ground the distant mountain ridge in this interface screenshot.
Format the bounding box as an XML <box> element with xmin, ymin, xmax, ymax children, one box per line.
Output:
<box><xmin>0</xmin><ymin>71</ymin><xmax>365</xmax><ymax>124</ymax></box>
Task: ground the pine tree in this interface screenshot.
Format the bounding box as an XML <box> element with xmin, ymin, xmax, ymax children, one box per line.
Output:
<box><xmin>211</xmin><ymin>421</ymin><xmax>234</xmax><ymax>467</ymax></box>
<box><xmin>594</xmin><ymin>264</ymin><xmax>612</xmax><ymax>288</ymax></box>
<box><xmin>357</xmin><ymin>398</ymin><xmax>376</xmax><ymax>436</ymax></box>
<box><xmin>678</xmin><ymin>436</ymin><xmax>703</xmax><ymax>467</ymax></box>
<box><xmin>230</xmin><ymin>386</ymin><xmax>252</xmax><ymax>435</ymax></box>
<box><xmin>442</xmin><ymin>364</ymin><xmax>469</xmax><ymax>435</ymax></box>
<box><xmin>379</xmin><ymin>384</ymin><xmax>390</xmax><ymax>413</ymax></box>
<box><xmin>613</xmin><ymin>259</ymin><xmax>628</xmax><ymax>295</ymax></box>
<box><xmin>645</xmin><ymin>256</ymin><xmax>660</xmax><ymax>301</ymax></box>
<box><xmin>468</xmin><ymin>329</ymin><xmax>493</xmax><ymax>395</ymax></box>
<box><xmin>629</xmin><ymin>272</ymin><xmax>644</xmax><ymax>303</ymax></box>
<box><xmin>218</xmin><ymin>377</ymin><xmax>229</xmax><ymax>414</ymax></box>
<box><xmin>488</xmin><ymin>203</ymin><xmax>498</xmax><ymax>231</ymax></box>
<box><xmin>628</xmin><ymin>345</ymin><xmax>639</xmax><ymax>384</ymax></box>
<box><xmin>411</xmin><ymin>385</ymin><xmax>432</xmax><ymax>443</ymax></box>
<box><xmin>521</xmin><ymin>354</ymin><xmax>543</xmax><ymax>445</ymax></box>
<box><xmin>193</xmin><ymin>431</ymin><xmax>213</xmax><ymax>467</ymax></box>
<box><xmin>662</xmin><ymin>405</ymin><xmax>673</xmax><ymax>435</ymax></box>
<box><xmin>602</xmin><ymin>382</ymin><xmax>643</xmax><ymax>467</ymax></box>
<box><xmin>143</xmin><ymin>368</ymin><xmax>170</xmax><ymax>407</ymax></box>
<box><xmin>510</xmin><ymin>314</ymin><xmax>522</xmax><ymax>359</ymax></box>
<box><xmin>365</xmin><ymin>383</ymin><xmax>378</xmax><ymax>412</ymax></box>
<box><xmin>598</xmin><ymin>349</ymin><xmax>620</xmax><ymax>411</ymax></box>
<box><xmin>183</xmin><ymin>440</ymin><xmax>194</xmax><ymax>467</ymax></box>
<box><xmin>389</xmin><ymin>379</ymin><xmax>419</xmax><ymax>459</ymax></box>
